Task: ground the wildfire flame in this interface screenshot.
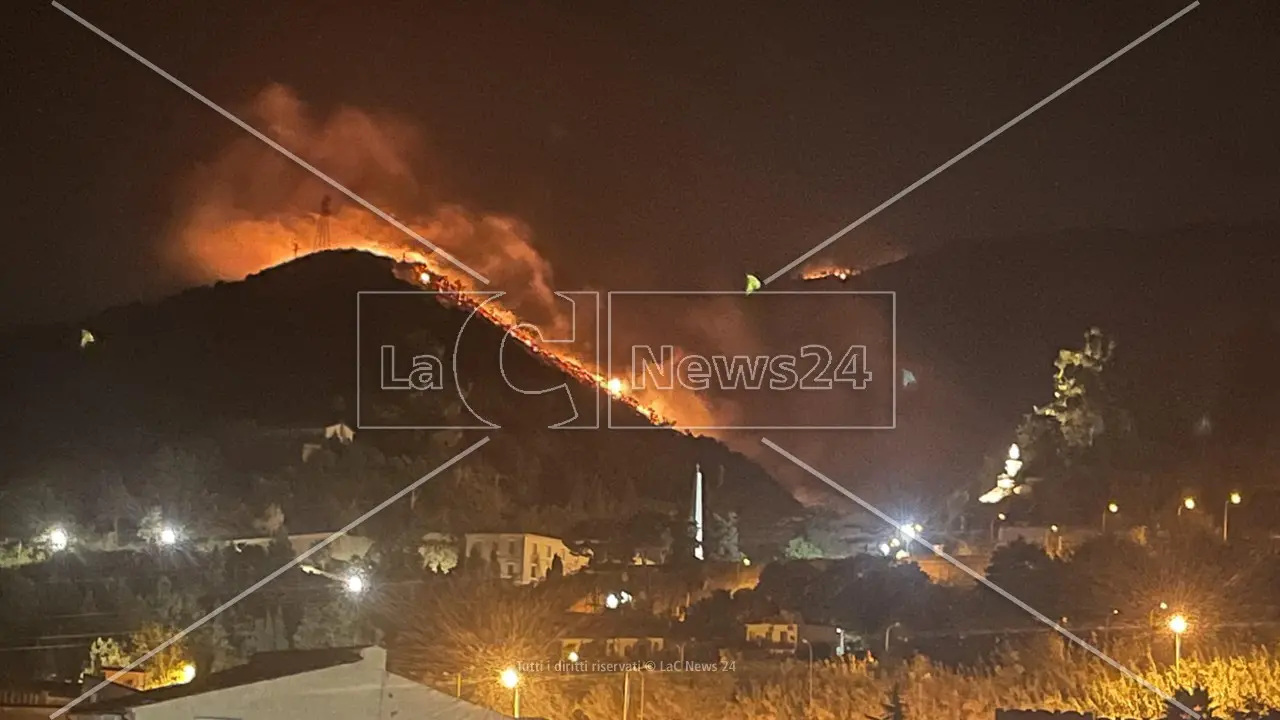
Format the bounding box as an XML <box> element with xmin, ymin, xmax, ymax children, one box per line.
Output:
<box><xmin>168</xmin><ymin>83</ymin><xmax>679</xmax><ymax>429</ymax></box>
<box><xmin>800</xmin><ymin>265</ymin><xmax>855</xmax><ymax>281</ymax></box>
<box><xmin>388</xmin><ymin>252</ymin><xmax>669</xmax><ymax>425</ymax></box>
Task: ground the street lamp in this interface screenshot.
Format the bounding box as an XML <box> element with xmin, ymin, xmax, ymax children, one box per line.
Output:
<box><xmin>344</xmin><ymin>573</ymin><xmax>366</xmax><ymax>595</ymax></box>
<box><xmin>500</xmin><ymin>667</ymin><xmax>521</xmax><ymax>718</ymax></box>
<box><xmin>799</xmin><ymin>638</ymin><xmax>813</xmax><ymax>716</ymax></box>
<box><xmin>48</xmin><ymin>526</ymin><xmax>69</xmax><ymax>552</ymax></box>
<box><xmin>1102</xmin><ymin>502</ymin><xmax>1119</xmax><ymax>532</ymax></box>
<box><xmin>884</xmin><ymin>622</ymin><xmax>901</xmax><ymax>653</ymax></box>
<box><xmin>1168</xmin><ymin>614</ymin><xmax>1188</xmax><ymax>669</ymax></box>
<box><xmin>1179</xmin><ymin>496</ymin><xmax>1196</xmax><ymax>516</ymax></box>
<box><xmin>990</xmin><ymin>512</ymin><xmax>1007</xmax><ymax>541</ymax></box>
<box><xmin>1223</xmin><ymin>492</ymin><xmax>1242</xmax><ymax>541</ymax></box>
<box><xmin>159</xmin><ymin>525</ymin><xmax>179</xmax><ymax>546</ymax></box>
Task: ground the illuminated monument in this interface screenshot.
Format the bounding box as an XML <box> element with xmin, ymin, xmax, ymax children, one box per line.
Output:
<box><xmin>692</xmin><ymin>464</ymin><xmax>705</xmax><ymax>560</ymax></box>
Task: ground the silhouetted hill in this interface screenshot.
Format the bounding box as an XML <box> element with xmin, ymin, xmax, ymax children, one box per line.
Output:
<box><xmin>0</xmin><ymin>250</ymin><xmax>800</xmax><ymax>535</ymax></box>
<box><xmin>778</xmin><ymin>222</ymin><xmax>1280</xmax><ymax>507</ymax></box>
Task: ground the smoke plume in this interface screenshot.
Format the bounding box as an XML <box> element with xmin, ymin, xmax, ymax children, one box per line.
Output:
<box><xmin>167</xmin><ymin>83</ymin><xmax>560</xmax><ymax>330</ymax></box>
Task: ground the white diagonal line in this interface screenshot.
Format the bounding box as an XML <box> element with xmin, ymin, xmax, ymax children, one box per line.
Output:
<box><xmin>50</xmin><ymin>1</ymin><xmax>491</xmax><ymax>287</ymax></box>
<box><xmin>760</xmin><ymin>437</ymin><xmax>1200</xmax><ymax>719</ymax></box>
<box><xmin>50</xmin><ymin>436</ymin><xmax>490</xmax><ymax>719</ymax></box>
<box><xmin>762</xmin><ymin>1</ymin><xmax>1200</xmax><ymax>285</ymax></box>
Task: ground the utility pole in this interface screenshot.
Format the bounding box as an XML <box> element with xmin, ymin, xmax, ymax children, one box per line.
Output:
<box><xmin>622</xmin><ymin>671</ymin><xmax>631</xmax><ymax>720</ymax></box>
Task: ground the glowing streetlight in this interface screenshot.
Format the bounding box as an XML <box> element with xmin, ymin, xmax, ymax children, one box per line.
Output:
<box><xmin>1168</xmin><ymin>614</ymin><xmax>1188</xmax><ymax>668</ymax></box>
<box><xmin>500</xmin><ymin>667</ymin><xmax>521</xmax><ymax>718</ymax></box>
<box><xmin>567</xmin><ymin>651</ymin><xmax>579</xmax><ymax>663</ymax></box>
<box><xmin>180</xmin><ymin>663</ymin><xmax>197</xmax><ymax>684</ymax></box>
<box><xmin>879</xmin><ymin>542</ymin><xmax>892</xmax><ymax>556</ymax></box>
<box><xmin>1102</xmin><ymin>502</ymin><xmax>1119</xmax><ymax>532</ymax></box>
<box><xmin>159</xmin><ymin>526</ymin><xmax>179</xmax><ymax>546</ymax></box>
<box><xmin>1224</xmin><ymin>491</ymin><xmax>1243</xmax><ymax>542</ymax></box>
<box><xmin>344</xmin><ymin>574</ymin><xmax>366</xmax><ymax>595</ymax></box>
<box><xmin>1179</xmin><ymin>496</ymin><xmax>1196</xmax><ymax>515</ymax></box>
<box><xmin>741</xmin><ymin>556</ymin><xmax>751</xmax><ymax>567</ymax></box>
<box><xmin>48</xmin><ymin>527</ymin><xmax>70</xmax><ymax>552</ymax></box>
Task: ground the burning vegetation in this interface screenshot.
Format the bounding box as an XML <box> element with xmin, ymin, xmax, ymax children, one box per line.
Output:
<box><xmin>800</xmin><ymin>264</ymin><xmax>856</xmax><ymax>281</ymax></box>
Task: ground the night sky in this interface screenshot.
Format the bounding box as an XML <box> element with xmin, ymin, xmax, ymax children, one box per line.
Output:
<box><xmin>3</xmin><ymin>0</ymin><xmax>1277</xmax><ymax>327</ymax></box>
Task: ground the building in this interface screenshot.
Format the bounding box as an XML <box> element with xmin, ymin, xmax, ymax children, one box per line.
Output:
<box><xmin>744</xmin><ymin>620</ymin><xmax>845</xmax><ymax>657</ymax></box>
<box><xmin>0</xmin><ymin>682</ymin><xmax>81</xmax><ymax>720</ymax></box>
<box><xmin>559</xmin><ymin>615</ymin><xmax>671</xmax><ymax>661</ymax></box>
<box><xmin>72</xmin><ymin>646</ymin><xmax>507</xmax><ymax>720</ymax></box>
<box><xmin>221</xmin><ymin>531</ymin><xmax>374</xmax><ymax>565</ymax></box>
<box><xmin>463</xmin><ymin>533</ymin><xmax>589</xmax><ymax>585</ymax></box>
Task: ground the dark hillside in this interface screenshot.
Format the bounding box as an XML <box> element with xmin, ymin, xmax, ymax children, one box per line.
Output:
<box><xmin>0</xmin><ymin>250</ymin><xmax>799</xmax><ymax>534</ymax></box>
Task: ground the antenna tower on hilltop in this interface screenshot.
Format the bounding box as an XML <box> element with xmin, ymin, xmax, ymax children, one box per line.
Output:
<box><xmin>314</xmin><ymin>195</ymin><xmax>332</xmax><ymax>249</ymax></box>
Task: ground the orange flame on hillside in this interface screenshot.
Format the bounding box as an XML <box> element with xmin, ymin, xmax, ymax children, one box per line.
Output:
<box><xmin>165</xmin><ymin>83</ymin><xmax>696</xmax><ymax>429</ymax></box>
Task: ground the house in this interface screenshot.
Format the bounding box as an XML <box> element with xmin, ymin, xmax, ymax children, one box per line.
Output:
<box><xmin>559</xmin><ymin>615</ymin><xmax>671</xmax><ymax>661</ymax></box>
<box><xmin>220</xmin><ymin>531</ymin><xmax>374</xmax><ymax>566</ymax></box>
<box><xmin>72</xmin><ymin>646</ymin><xmax>508</xmax><ymax>720</ymax></box>
<box><xmin>744</xmin><ymin>619</ymin><xmax>845</xmax><ymax>657</ymax></box>
<box><xmin>0</xmin><ymin>682</ymin><xmax>82</xmax><ymax>720</ymax></box>
<box><xmin>463</xmin><ymin>533</ymin><xmax>589</xmax><ymax>585</ymax></box>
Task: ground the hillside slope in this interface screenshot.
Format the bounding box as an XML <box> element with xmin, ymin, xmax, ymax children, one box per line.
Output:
<box><xmin>0</xmin><ymin>250</ymin><xmax>800</xmax><ymax>534</ymax></box>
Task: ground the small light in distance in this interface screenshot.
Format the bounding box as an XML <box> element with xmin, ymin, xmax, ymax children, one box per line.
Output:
<box><xmin>894</xmin><ymin>549</ymin><xmax>909</xmax><ymax>560</ymax></box>
<box><xmin>741</xmin><ymin>556</ymin><xmax>751</xmax><ymax>566</ymax></box>
<box><xmin>500</xmin><ymin>668</ymin><xmax>520</xmax><ymax>689</ymax></box>
<box><xmin>1229</xmin><ymin>491</ymin><xmax>1242</xmax><ymax>505</ymax></box>
<box><xmin>607</xmin><ymin>378</ymin><xmax>625</xmax><ymax>396</ymax></box>
<box><xmin>345</xmin><ymin>574</ymin><xmax>366</xmax><ymax>594</ymax></box>
<box><xmin>997</xmin><ymin>513</ymin><xmax>1007</xmax><ymax>521</ymax></box>
<box><xmin>49</xmin><ymin>527</ymin><xmax>69</xmax><ymax>552</ymax></box>
<box><xmin>418</xmin><ymin>271</ymin><xmax>431</xmax><ymax>283</ymax></box>
<box><xmin>180</xmin><ymin>663</ymin><xmax>197</xmax><ymax>684</ymax></box>
<box><xmin>1168</xmin><ymin>614</ymin><xmax>1188</xmax><ymax>635</ymax></box>
<box><xmin>1107</xmin><ymin>502</ymin><xmax>1119</xmax><ymax>514</ymax></box>
<box><xmin>900</xmin><ymin>523</ymin><xmax>917</xmax><ymax>539</ymax></box>
<box><xmin>1050</xmin><ymin>525</ymin><xmax>1060</xmax><ymax>533</ymax></box>
<box><xmin>605</xmin><ymin>593</ymin><xmax>619</xmax><ymax>610</ymax></box>
<box><xmin>879</xmin><ymin>543</ymin><xmax>891</xmax><ymax>556</ymax></box>
<box><xmin>1183</xmin><ymin>497</ymin><xmax>1196</xmax><ymax>510</ymax></box>
<box><xmin>567</xmin><ymin>651</ymin><xmax>580</xmax><ymax>663</ymax></box>
<box><xmin>159</xmin><ymin>526</ymin><xmax>179</xmax><ymax>546</ymax></box>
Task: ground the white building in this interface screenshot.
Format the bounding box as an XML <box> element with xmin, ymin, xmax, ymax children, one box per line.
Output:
<box><xmin>463</xmin><ymin>532</ymin><xmax>589</xmax><ymax>585</ymax></box>
<box><xmin>73</xmin><ymin>646</ymin><xmax>506</xmax><ymax>720</ymax></box>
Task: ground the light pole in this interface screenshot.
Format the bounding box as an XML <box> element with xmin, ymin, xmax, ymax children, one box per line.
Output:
<box><xmin>1168</xmin><ymin>614</ymin><xmax>1188</xmax><ymax>669</ymax></box>
<box><xmin>1223</xmin><ymin>492</ymin><xmax>1242</xmax><ymax>541</ymax></box>
<box><xmin>884</xmin><ymin>622</ymin><xmax>901</xmax><ymax>653</ymax></box>
<box><xmin>1102</xmin><ymin>502</ymin><xmax>1118</xmax><ymax>532</ymax></box>
<box><xmin>500</xmin><ymin>668</ymin><xmax>520</xmax><ymax>718</ymax></box>
<box><xmin>800</xmin><ymin>638</ymin><xmax>813</xmax><ymax>717</ymax></box>
<box><xmin>990</xmin><ymin>513</ymin><xmax>1006</xmax><ymax>542</ymax></box>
